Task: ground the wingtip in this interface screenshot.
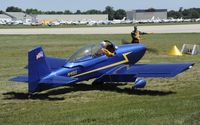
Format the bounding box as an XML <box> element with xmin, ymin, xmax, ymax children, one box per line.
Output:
<box><xmin>189</xmin><ymin>63</ymin><xmax>195</xmax><ymax>68</ymax></box>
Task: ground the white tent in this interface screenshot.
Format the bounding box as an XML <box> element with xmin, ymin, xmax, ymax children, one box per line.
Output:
<box><xmin>181</xmin><ymin>44</ymin><xmax>200</xmax><ymax>55</ymax></box>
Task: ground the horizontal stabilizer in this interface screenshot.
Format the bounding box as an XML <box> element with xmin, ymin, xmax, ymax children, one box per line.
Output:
<box><xmin>10</xmin><ymin>75</ymin><xmax>28</xmax><ymax>83</ymax></box>
<box><xmin>45</xmin><ymin>57</ymin><xmax>67</xmax><ymax>70</ymax></box>
<box><xmin>39</xmin><ymin>76</ymin><xmax>78</xmax><ymax>85</ymax></box>
<box><xmin>24</xmin><ymin>56</ymin><xmax>67</xmax><ymax>71</ymax></box>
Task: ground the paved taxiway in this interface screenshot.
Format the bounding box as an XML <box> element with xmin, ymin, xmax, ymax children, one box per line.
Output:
<box><xmin>0</xmin><ymin>24</ymin><xmax>199</xmax><ymax>34</ymax></box>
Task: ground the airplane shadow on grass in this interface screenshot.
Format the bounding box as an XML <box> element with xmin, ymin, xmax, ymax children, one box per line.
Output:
<box><xmin>2</xmin><ymin>82</ymin><xmax>176</xmax><ymax>101</ymax></box>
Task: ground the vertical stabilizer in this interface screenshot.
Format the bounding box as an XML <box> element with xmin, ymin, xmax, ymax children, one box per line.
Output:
<box><xmin>28</xmin><ymin>46</ymin><xmax>51</xmax><ymax>93</ymax></box>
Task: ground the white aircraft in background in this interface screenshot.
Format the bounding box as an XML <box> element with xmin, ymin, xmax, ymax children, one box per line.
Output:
<box><xmin>0</xmin><ymin>20</ymin><xmax>6</xmax><ymax>25</ymax></box>
<box><xmin>176</xmin><ymin>17</ymin><xmax>183</xmax><ymax>22</ymax></box>
<box><xmin>121</xmin><ymin>19</ymin><xmax>133</xmax><ymax>24</ymax></box>
<box><xmin>161</xmin><ymin>19</ymin><xmax>170</xmax><ymax>23</ymax></box>
<box><xmin>183</xmin><ymin>18</ymin><xmax>192</xmax><ymax>22</ymax></box>
<box><xmin>23</xmin><ymin>19</ymin><xmax>32</xmax><ymax>25</ymax></box>
<box><xmin>79</xmin><ymin>20</ymin><xmax>88</xmax><ymax>25</ymax></box>
<box><xmin>195</xmin><ymin>18</ymin><xmax>200</xmax><ymax>22</ymax></box>
<box><xmin>71</xmin><ymin>20</ymin><xmax>81</xmax><ymax>25</ymax></box>
<box><xmin>150</xmin><ymin>16</ymin><xmax>162</xmax><ymax>23</ymax></box>
<box><xmin>87</xmin><ymin>20</ymin><xmax>97</xmax><ymax>26</ymax></box>
<box><xmin>48</xmin><ymin>21</ymin><xmax>60</xmax><ymax>26</ymax></box>
<box><xmin>12</xmin><ymin>20</ymin><xmax>23</xmax><ymax>25</ymax></box>
<box><xmin>59</xmin><ymin>20</ymin><xmax>67</xmax><ymax>24</ymax></box>
<box><xmin>87</xmin><ymin>20</ymin><xmax>111</xmax><ymax>26</ymax></box>
<box><xmin>111</xmin><ymin>17</ymin><xmax>126</xmax><ymax>24</ymax></box>
<box><xmin>65</xmin><ymin>20</ymin><xmax>73</xmax><ymax>25</ymax></box>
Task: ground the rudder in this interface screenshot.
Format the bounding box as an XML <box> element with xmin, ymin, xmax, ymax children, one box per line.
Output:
<box><xmin>28</xmin><ymin>46</ymin><xmax>51</xmax><ymax>93</ymax></box>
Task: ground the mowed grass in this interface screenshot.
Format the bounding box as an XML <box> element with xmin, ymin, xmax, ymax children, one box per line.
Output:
<box><xmin>0</xmin><ymin>33</ymin><xmax>200</xmax><ymax>125</ymax></box>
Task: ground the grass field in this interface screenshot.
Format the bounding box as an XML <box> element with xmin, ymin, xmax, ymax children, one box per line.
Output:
<box><xmin>0</xmin><ymin>22</ymin><xmax>199</xmax><ymax>29</ymax></box>
<box><xmin>0</xmin><ymin>33</ymin><xmax>200</xmax><ymax>125</ymax></box>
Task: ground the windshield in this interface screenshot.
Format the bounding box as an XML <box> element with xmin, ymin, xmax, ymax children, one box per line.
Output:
<box><xmin>68</xmin><ymin>41</ymin><xmax>117</xmax><ymax>63</ymax></box>
<box><xmin>68</xmin><ymin>44</ymin><xmax>101</xmax><ymax>62</ymax></box>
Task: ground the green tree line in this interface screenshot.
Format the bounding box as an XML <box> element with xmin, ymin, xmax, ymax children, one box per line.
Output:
<box><xmin>4</xmin><ymin>6</ymin><xmax>126</xmax><ymax>20</ymax></box>
<box><xmin>2</xmin><ymin>6</ymin><xmax>200</xmax><ymax>20</ymax></box>
<box><xmin>168</xmin><ymin>7</ymin><xmax>200</xmax><ymax>18</ymax></box>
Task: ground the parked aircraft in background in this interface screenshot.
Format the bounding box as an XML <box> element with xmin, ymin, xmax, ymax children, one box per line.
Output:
<box><xmin>195</xmin><ymin>18</ymin><xmax>200</xmax><ymax>22</ymax></box>
<box><xmin>111</xmin><ymin>17</ymin><xmax>126</xmax><ymax>24</ymax></box>
<box><xmin>48</xmin><ymin>21</ymin><xmax>60</xmax><ymax>26</ymax></box>
<box><xmin>0</xmin><ymin>20</ymin><xmax>6</xmax><ymax>25</ymax></box>
<box><xmin>23</xmin><ymin>19</ymin><xmax>32</xmax><ymax>25</ymax></box>
<box><xmin>0</xmin><ymin>15</ymin><xmax>199</xmax><ymax>26</ymax></box>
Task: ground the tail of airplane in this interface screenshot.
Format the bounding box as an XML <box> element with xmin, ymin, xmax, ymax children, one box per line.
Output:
<box><xmin>151</xmin><ymin>16</ymin><xmax>155</xmax><ymax>20</ymax></box>
<box><xmin>28</xmin><ymin>46</ymin><xmax>51</xmax><ymax>93</ymax></box>
<box><xmin>10</xmin><ymin>46</ymin><xmax>51</xmax><ymax>93</ymax></box>
<box><xmin>10</xmin><ymin>46</ymin><xmax>78</xmax><ymax>93</ymax></box>
<box><xmin>122</xmin><ymin>17</ymin><xmax>126</xmax><ymax>21</ymax></box>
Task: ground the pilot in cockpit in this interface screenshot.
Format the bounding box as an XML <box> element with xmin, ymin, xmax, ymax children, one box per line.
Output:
<box><xmin>96</xmin><ymin>40</ymin><xmax>116</xmax><ymax>57</ymax></box>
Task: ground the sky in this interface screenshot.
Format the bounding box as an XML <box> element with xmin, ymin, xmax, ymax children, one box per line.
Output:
<box><xmin>0</xmin><ymin>0</ymin><xmax>200</xmax><ymax>12</ymax></box>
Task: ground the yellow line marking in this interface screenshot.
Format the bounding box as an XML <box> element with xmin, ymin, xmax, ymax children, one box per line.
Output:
<box><xmin>72</xmin><ymin>52</ymin><xmax>131</xmax><ymax>78</ymax></box>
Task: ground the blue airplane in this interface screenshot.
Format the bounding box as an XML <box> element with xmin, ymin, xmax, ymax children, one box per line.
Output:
<box><xmin>10</xmin><ymin>41</ymin><xmax>194</xmax><ymax>94</ymax></box>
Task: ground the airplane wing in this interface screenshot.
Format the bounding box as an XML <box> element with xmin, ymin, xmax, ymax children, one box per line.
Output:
<box><xmin>95</xmin><ymin>63</ymin><xmax>194</xmax><ymax>82</ymax></box>
<box><xmin>110</xmin><ymin>63</ymin><xmax>194</xmax><ymax>77</ymax></box>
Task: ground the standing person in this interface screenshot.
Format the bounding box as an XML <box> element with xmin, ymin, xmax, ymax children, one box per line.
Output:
<box><xmin>131</xmin><ymin>26</ymin><xmax>153</xmax><ymax>43</ymax></box>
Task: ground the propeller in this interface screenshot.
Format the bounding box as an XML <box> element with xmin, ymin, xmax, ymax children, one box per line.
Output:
<box><xmin>121</xmin><ymin>39</ymin><xmax>158</xmax><ymax>54</ymax></box>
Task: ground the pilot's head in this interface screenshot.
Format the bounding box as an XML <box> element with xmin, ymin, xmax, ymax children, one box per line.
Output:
<box><xmin>100</xmin><ymin>41</ymin><xmax>108</xmax><ymax>48</ymax></box>
<box><xmin>100</xmin><ymin>40</ymin><xmax>112</xmax><ymax>48</ymax></box>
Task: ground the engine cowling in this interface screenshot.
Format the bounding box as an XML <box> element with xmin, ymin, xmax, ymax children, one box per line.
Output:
<box><xmin>133</xmin><ymin>79</ymin><xmax>147</xmax><ymax>88</ymax></box>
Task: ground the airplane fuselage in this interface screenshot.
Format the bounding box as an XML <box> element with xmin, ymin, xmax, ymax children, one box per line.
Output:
<box><xmin>47</xmin><ymin>44</ymin><xmax>146</xmax><ymax>82</ymax></box>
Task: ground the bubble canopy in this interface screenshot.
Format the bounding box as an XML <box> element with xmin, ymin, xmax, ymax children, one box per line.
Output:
<box><xmin>68</xmin><ymin>42</ymin><xmax>116</xmax><ymax>63</ymax></box>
